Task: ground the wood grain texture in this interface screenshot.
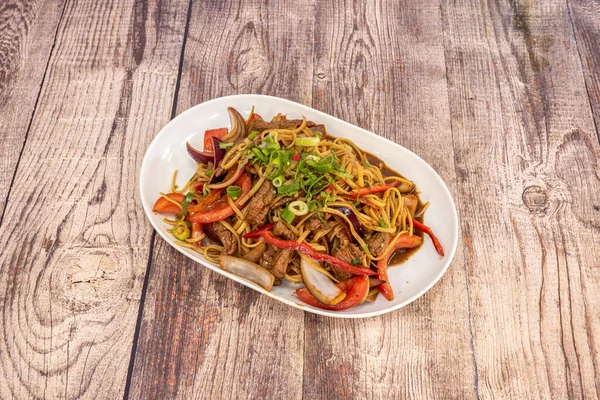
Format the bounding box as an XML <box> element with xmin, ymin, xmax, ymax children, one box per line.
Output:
<box><xmin>0</xmin><ymin>0</ymin><xmax>66</xmax><ymax>220</ymax></box>
<box><xmin>127</xmin><ymin>1</ymin><xmax>315</xmax><ymax>398</ymax></box>
<box><xmin>0</xmin><ymin>0</ymin><xmax>189</xmax><ymax>398</ymax></box>
<box><xmin>304</xmin><ymin>1</ymin><xmax>476</xmax><ymax>399</ymax></box>
<box><xmin>441</xmin><ymin>0</ymin><xmax>600</xmax><ymax>397</ymax></box>
<box><xmin>568</xmin><ymin>0</ymin><xmax>600</xmax><ymax>141</ymax></box>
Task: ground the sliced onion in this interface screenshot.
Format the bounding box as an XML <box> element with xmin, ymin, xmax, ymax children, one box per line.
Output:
<box><xmin>243</xmin><ymin>241</ymin><xmax>266</xmax><ymax>263</ymax></box>
<box><xmin>332</xmin><ymin>206</ymin><xmax>364</xmax><ymax>236</ymax></box>
<box><xmin>219</xmin><ymin>254</ymin><xmax>275</xmax><ymax>291</ymax></box>
<box><xmin>208</xmin><ymin>137</ymin><xmax>227</xmax><ymax>184</ymax></box>
<box><xmin>186</xmin><ymin>142</ymin><xmax>213</xmax><ymax>163</ymax></box>
<box><xmin>300</xmin><ymin>254</ymin><xmax>346</xmax><ymax>305</ymax></box>
<box><xmin>222</xmin><ymin>107</ymin><xmax>246</xmax><ymax>142</ymax></box>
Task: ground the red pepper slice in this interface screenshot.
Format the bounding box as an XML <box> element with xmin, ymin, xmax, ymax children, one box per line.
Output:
<box><xmin>191</xmin><ymin>221</ymin><xmax>203</xmax><ymax>238</ymax></box>
<box><xmin>203</xmin><ymin>127</ymin><xmax>228</xmax><ymax>153</ymax></box>
<box><xmin>187</xmin><ymin>173</ymin><xmax>251</xmax><ymax>224</ymax></box>
<box><xmin>152</xmin><ymin>193</ymin><xmax>185</xmax><ymax>214</ymax></box>
<box><xmin>376</xmin><ymin>233</ymin><xmax>423</xmax><ymax>301</ymax></box>
<box><xmin>243</xmin><ymin>223</ymin><xmax>275</xmax><ymax>239</ymax></box>
<box><xmin>347</xmin><ymin>181</ymin><xmax>399</xmax><ymax>197</ymax></box>
<box><xmin>292</xmin><ymin>154</ymin><xmax>301</xmax><ymax>161</ymax></box>
<box><xmin>243</xmin><ymin>227</ymin><xmax>376</xmax><ymax>276</ymax></box>
<box><xmin>295</xmin><ymin>276</ymin><xmax>369</xmax><ymax>310</ymax></box>
<box><xmin>411</xmin><ymin>219</ymin><xmax>444</xmax><ymax>256</ymax></box>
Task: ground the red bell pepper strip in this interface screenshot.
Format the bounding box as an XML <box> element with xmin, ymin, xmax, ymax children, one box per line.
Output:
<box><xmin>292</xmin><ymin>153</ymin><xmax>301</xmax><ymax>161</ymax></box>
<box><xmin>187</xmin><ymin>173</ymin><xmax>251</xmax><ymax>224</ymax></box>
<box><xmin>243</xmin><ymin>228</ymin><xmax>376</xmax><ymax>276</ymax></box>
<box><xmin>295</xmin><ymin>276</ymin><xmax>369</xmax><ymax>310</ymax></box>
<box><xmin>243</xmin><ymin>223</ymin><xmax>275</xmax><ymax>239</ymax></box>
<box><xmin>152</xmin><ymin>193</ymin><xmax>185</xmax><ymax>214</ymax></box>
<box><xmin>376</xmin><ymin>233</ymin><xmax>423</xmax><ymax>301</ymax></box>
<box><xmin>347</xmin><ymin>181</ymin><xmax>399</xmax><ymax>197</ymax></box>
<box><xmin>191</xmin><ymin>221</ymin><xmax>203</xmax><ymax>238</ymax></box>
<box><xmin>411</xmin><ymin>219</ymin><xmax>444</xmax><ymax>256</ymax></box>
<box><xmin>203</xmin><ymin>127</ymin><xmax>228</xmax><ymax>153</ymax></box>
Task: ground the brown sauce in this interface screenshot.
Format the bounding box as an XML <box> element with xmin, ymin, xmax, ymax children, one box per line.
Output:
<box><xmin>365</xmin><ymin>152</ymin><xmax>425</xmax><ymax>266</ymax></box>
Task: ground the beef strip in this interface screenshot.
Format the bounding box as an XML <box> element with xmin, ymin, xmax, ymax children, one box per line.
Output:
<box><xmin>366</xmin><ymin>232</ymin><xmax>393</xmax><ymax>258</ymax></box>
<box><xmin>244</xmin><ymin>180</ymin><xmax>276</xmax><ymax>226</ymax></box>
<box><xmin>204</xmin><ymin>222</ymin><xmax>237</xmax><ymax>255</ymax></box>
<box><xmin>273</xmin><ymin>220</ymin><xmax>295</xmax><ymax>240</ymax></box>
<box><xmin>269</xmin><ymin>196</ymin><xmax>290</xmax><ymax>210</ymax></box>
<box><xmin>331</xmin><ymin>242</ymin><xmax>363</xmax><ymax>281</ymax></box>
<box><xmin>250</xmin><ymin>119</ymin><xmax>317</xmax><ymax>132</ymax></box>
<box><xmin>259</xmin><ymin>245</ymin><xmax>289</xmax><ymax>281</ymax></box>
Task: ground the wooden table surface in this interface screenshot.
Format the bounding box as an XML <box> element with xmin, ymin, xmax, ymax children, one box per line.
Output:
<box><xmin>1</xmin><ymin>0</ymin><xmax>599</xmax><ymax>398</ymax></box>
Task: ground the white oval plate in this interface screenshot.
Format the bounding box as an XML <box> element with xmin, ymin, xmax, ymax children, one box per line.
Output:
<box><xmin>140</xmin><ymin>94</ymin><xmax>458</xmax><ymax>318</ymax></box>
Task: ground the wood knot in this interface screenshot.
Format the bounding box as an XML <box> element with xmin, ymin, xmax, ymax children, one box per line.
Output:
<box><xmin>522</xmin><ymin>185</ymin><xmax>549</xmax><ymax>214</ymax></box>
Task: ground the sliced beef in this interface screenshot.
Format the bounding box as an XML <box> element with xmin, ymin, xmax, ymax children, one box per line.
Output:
<box><xmin>273</xmin><ymin>220</ymin><xmax>295</xmax><ymax>240</ymax></box>
<box><xmin>250</xmin><ymin>119</ymin><xmax>317</xmax><ymax>132</ymax></box>
<box><xmin>306</xmin><ymin>213</ymin><xmax>331</xmax><ymax>231</ymax></box>
<box><xmin>244</xmin><ymin>180</ymin><xmax>276</xmax><ymax>226</ymax></box>
<box><xmin>366</xmin><ymin>232</ymin><xmax>393</xmax><ymax>258</ymax></box>
<box><xmin>269</xmin><ymin>196</ymin><xmax>290</xmax><ymax>210</ymax></box>
<box><xmin>331</xmin><ymin>242</ymin><xmax>363</xmax><ymax>281</ymax></box>
<box><xmin>205</xmin><ymin>222</ymin><xmax>237</xmax><ymax>255</ymax></box>
<box><xmin>260</xmin><ymin>245</ymin><xmax>294</xmax><ymax>279</ymax></box>
<box><xmin>270</xmin><ymin>249</ymin><xmax>295</xmax><ymax>278</ymax></box>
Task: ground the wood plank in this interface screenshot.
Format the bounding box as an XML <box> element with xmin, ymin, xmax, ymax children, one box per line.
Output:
<box><xmin>441</xmin><ymin>0</ymin><xmax>600</xmax><ymax>397</ymax></box>
<box><xmin>127</xmin><ymin>0</ymin><xmax>314</xmax><ymax>398</ymax></box>
<box><xmin>0</xmin><ymin>0</ymin><xmax>66</xmax><ymax>220</ymax></box>
<box><xmin>304</xmin><ymin>1</ymin><xmax>476</xmax><ymax>399</ymax></box>
<box><xmin>0</xmin><ymin>0</ymin><xmax>189</xmax><ymax>398</ymax></box>
<box><xmin>568</xmin><ymin>0</ymin><xmax>600</xmax><ymax>140</ymax></box>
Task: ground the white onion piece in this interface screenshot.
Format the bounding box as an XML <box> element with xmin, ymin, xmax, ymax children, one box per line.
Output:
<box><xmin>219</xmin><ymin>255</ymin><xmax>275</xmax><ymax>291</ymax></box>
<box><xmin>300</xmin><ymin>254</ymin><xmax>346</xmax><ymax>305</ymax></box>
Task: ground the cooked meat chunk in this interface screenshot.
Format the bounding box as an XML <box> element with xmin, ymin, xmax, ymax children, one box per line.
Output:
<box><xmin>270</xmin><ymin>249</ymin><xmax>295</xmax><ymax>278</ymax></box>
<box><xmin>273</xmin><ymin>220</ymin><xmax>295</xmax><ymax>240</ymax></box>
<box><xmin>404</xmin><ymin>194</ymin><xmax>418</xmax><ymax>218</ymax></box>
<box><xmin>366</xmin><ymin>232</ymin><xmax>393</xmax><ymax>258</ymax></box>
<box><xmin>331</xmin><ymin>242</ymin><xmax>363</xmax><ymax>281</ymax></box>
<box><xmin>244</xmin><ymin>181</ymin><xmax>276</xmax><ymax>226</ymax></box>
<box><xmin>260</xmin><ymin>245</ymin><xmax>294</xmax><ymax>278</ymax></box>
<box><xmin>306</xmin><ymin>214</ymin><xmax>331</xmax><ymax>231</ymax></box>
<box><xmin>204</xmin><ymin>222</ymin><xmax>237</xmax><ymax>255</ymax></box>
<box><xmin>250</xmin><ymin>119</ymin><xmax>317</xmax><ymax>132</ymax></box>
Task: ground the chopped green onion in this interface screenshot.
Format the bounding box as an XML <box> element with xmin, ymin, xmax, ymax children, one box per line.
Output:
<box><xmin>219</xmin><ymin>142</ymin><xmax>234</xmax><ymax>149</ymax></box>
<box><xmin>296</xmin><ymin>136</ymin><xmax>320</xmax><ymax>147</ymax></box>
<box><xmin>252</xmin><ymin>148</ymin><xmax>268</xmax><ymax>162</ymax></box>
<box><xmin>205</xmin><ymin>169</ymin><xmax>213</xmax><ymax>177</ymax></box>
<box><xmin>270</xmin><ymin>157</ymin><xmax>281</xmax><ymax>168</ymax></box>
<box><xmin>181</xmin><ymin>192</ymin><xmax>194</xmax><ymax>215</ymax></box>
<box><xmin>272</xmin><ymin>175</ymin><xmax>285</xmax><ymax>188</ymax></box>
<box><xmin>202</xmin><ymin>185</ymin><xmax>209</xmax><ymax>196</ymax></box>
<box><xmin>379</xmin><ymin>220</ymin><xmax>388</xmax><ymax>228</ymax></box>
<box><xmin>281</xmin><ymin>207</ymin><xmax>295</xmax><ymax>224</ymax></box>
<box><xmin>351</xmin><ymin>259</ymin><xmax>361</xmax><ymax>265</ymax></box>
<box><xmin>278</xmin><ymin>182</ymin><xmax>300</xmax><ymax>195</ymax></box>
<box><xmin>248</xmin><ymin>130</ymin><xmax>260</xmax><ymax>140</ymax></box>
<box><xmin>314</xmin><ymin>155</ymin><xmax>335</xmax><ymax>172</ymax></box>
<box><xmin>227</xmin><ymin>185</ymin><xmax>242</xmax><ymax>199</ymax></box>
<box><xmin>173</xmin><ymin>221</ymin><xmax>191</xmax><ymax>240</ymax></box>
<box><xmin>288</xmin><ymin>200</ymin><xmax>308</xmax><ymax>216</ymax></box>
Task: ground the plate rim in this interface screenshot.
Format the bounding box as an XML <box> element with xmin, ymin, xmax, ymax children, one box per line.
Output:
<box><xmin>140</xmin><ymin>94</ymin><xmax>459</xmax><ymax>318</ymax></box>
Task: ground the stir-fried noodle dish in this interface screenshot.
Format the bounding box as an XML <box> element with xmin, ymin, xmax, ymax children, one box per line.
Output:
<box><xmin>153</xmin><ymin>107</ymin><xmax>444</xmax><ymax>311</ymax></box>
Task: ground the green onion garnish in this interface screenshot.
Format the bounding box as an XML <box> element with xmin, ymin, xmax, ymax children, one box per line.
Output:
<box><xmin>379</xmin><ymin>220</ymin><xmax>388</xmax><ymax>228</ymax></box>
<box><xmin>288</xmin><ymin>200</ymin><xmax>308</xmax><ymax>216</ymax></box>
<box><xmin>252</xmin><ymin>148</ymin><xmax>268</xmax><ymax>162</ymax></box>
<box><xmin>219</xmin><ymin>142</ymin><xmax>234</xmax><ymax>149</ymax></box>
<box><xmin>227</xmin><ymin>185</ymin><xmax>242</xmax><ymax>199</ymax></box>
<box><xmin>278</xmin><ymin>182</ymin><xmax>300</xmax><ymax>195</ymax></box>
<box><xmin>248</xmin><ymin>130</ymin><xmax>260</xmax><ymax>140</ymax></box>
<box><xmin>181</xmin><ymin>192</ymin><xmax>194</xmax><ymax>215</ymax></box>
<box><xmin>295</xmin><ymin>137</ymin><xmax>320</xmax><ymax>147</ymax></box>
<box><xmin>351</xmin><ymin>259</ymin><xmax>361</xmax><ymax>265</ymax></box>
<box><xmin>281</xmin><ymin>207</ymin><xmax>295</xmax><ymax>224</ymax></box>
<box><xmin>272</xmin><ymin>175</ymin><xmax>285</xmax><ymax>188</ymax></box>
